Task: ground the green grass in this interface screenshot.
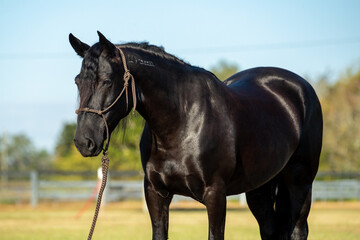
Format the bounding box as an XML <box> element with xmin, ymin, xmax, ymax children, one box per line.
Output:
<box><xmin>0</xmin><ymin>201</ymin><xmax>359</xmax><ymax>239</ymax></box>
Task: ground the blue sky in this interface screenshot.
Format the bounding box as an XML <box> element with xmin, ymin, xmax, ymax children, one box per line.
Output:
<box><xmin>0</xmin><ymin>0</ymin><xmax>359</xmax><ymax>152</ymax></box>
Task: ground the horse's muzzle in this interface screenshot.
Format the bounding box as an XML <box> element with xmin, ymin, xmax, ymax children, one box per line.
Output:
<box><xmin>74</xmin><ymin>136</ymin><xmax>103</xmax><ymax>157</ymax></box>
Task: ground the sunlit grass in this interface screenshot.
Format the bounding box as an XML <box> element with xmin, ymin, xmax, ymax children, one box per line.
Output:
<box><xmin>0</xmin><ymin>201</ymin><xmax>359</xmax><ymax>240</ymax></box>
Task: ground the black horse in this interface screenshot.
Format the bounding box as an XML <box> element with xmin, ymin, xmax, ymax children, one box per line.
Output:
<box><xmin>70</xmin><ymin>32</ymin><xmax>322</xmax><ymax>240</ymax></box>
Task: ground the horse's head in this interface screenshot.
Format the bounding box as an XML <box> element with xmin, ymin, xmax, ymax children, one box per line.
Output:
<box><xmin>69</xmin><ymin>32</ymin><xmax>134</xmax><ymax>157</ymax></box>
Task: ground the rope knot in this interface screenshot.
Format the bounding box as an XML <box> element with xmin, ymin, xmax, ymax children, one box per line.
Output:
<box><xmin>101</xmin><ymin>155</ymin><xmax>109</xmax><ymax>172</ymax></box>
<box><xmin>123</xmin><ymin>70</ymin><xmax>131</xmax><ymax>82</ymax></box>
<box><xmin>102</xmin><ymin>148</ymin><xmax>109</xmax><ymax>158</ymax></box>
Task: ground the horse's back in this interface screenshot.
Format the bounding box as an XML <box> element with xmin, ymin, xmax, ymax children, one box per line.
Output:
<box><xmin>225</xmin><ymin>67</ymin><xmax>321</xmax><ymax>128</ymax></box>
<box><xmin>225</xmin><ymin>66</ymin><xmax>322</xmax><ymax>152</ymax></box>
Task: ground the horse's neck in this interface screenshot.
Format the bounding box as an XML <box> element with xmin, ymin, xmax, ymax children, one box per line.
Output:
<box><xmin>127</xmin><ymin>51</ymin><xmax>223</xmax><ymax>143</ymax></box>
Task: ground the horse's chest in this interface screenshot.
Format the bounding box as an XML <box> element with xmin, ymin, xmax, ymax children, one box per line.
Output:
<box><xmin>145</xmin><ymin>156</ymin><xmax>206</xmax><ymax>202</ymax></box>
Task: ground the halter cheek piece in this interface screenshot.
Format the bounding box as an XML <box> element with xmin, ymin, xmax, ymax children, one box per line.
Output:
<box><xmin>75</xmin><ymin>47</ymin><xmax>137</xmax><ymax>153</ymax></box>
<box><xmin>75</xmin><ymin>47</ymin><xmax>136</xmax><ymax>240</ymax></box>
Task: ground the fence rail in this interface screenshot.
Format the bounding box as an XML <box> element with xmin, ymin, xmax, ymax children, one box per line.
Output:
<box><xmin>312</xmin><ymin>179</ymin><xmax>360</xmax><ymax>201</ymax></box>
<box><xmin>1</xmin><ymin>171</ymin><xmax>360</xmax><ymax>207</ymax></box>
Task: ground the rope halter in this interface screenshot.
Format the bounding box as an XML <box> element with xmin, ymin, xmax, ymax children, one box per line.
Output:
<box><xmin>75</xmin><ymin>47</ymin><xmax>136</xmax><ymax>152</ymax></box>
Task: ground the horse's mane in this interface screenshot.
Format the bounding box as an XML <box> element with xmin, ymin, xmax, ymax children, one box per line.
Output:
<box><xmin>79</xmin><ymin>42</ymin><xmax>187</xmax><ymax>135</ymax></box>
<box><xmin>119</xmin><ymin>42</ymin><xmax>188</xmax><ymax>65</ymax></box>
<box><xmin>78</xmin><ymin>41</ymin><xmax>189</xmax><ymax>107</ymax></box>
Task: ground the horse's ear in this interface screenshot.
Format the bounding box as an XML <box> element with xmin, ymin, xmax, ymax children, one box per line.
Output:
<box><xmin>97</xmin><ymin>31</ymin><xmax>117</xmax><ymax>57</ymax></box>
<box><xmin>69</xmin><ymin>33</ymin><xmax>90</xmax><ymax>58</ymax></box>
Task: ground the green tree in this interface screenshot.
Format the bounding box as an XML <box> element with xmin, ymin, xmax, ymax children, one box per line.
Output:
<box><xmin>55</xmin><ymin>122</ymin><xmax>76</xmax><ymax>157</ymax></box>
<box><xmin>0</xmin><ymin>133</ymin><xmax>51</xmax><ymax>171</ymax></box>
<box><xmin>210</xmin><ymin>60</ymin><xmax>240</xmax><ymax>81</ymax></box>
<box><xmin>319</xmin><ymin>66</ymin><xmax>360</xmax><ymax>171</ymax></box>
<box><xmin>107</xmin><ymin>113</ymin><xmax>144</xmax><ymax>170</ymax></box>
<box><xmin>53</xmin><ymin>113</ymin><xmax>144</xmax><ymax>171</ymax></box>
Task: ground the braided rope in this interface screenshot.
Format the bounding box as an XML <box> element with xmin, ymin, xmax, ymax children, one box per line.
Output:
<box><xmin>87</xmin><ymin>152</ymin><xmax>109</xmax><ymax>240</ymax></box>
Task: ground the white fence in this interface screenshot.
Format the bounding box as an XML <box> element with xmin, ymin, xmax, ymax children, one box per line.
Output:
<box><xmin>1</xmin><ymin>171</ymin><xmax>360</xmax><ymax>207</ymax></box>
<box><xmin>312</xmin><ymin>179</ymin><xmax>360</xmax><ymax>201</ymax></box>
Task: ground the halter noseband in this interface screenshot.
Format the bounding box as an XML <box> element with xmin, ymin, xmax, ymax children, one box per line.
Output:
<box><xmin>75</xmin><ymin>47</ymin><xmax>137</xmax><ymax>152</ymax></box>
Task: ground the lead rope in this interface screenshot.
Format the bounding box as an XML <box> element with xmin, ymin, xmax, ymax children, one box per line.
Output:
<box><xmin>87</xmin><ymin>151</ymin><xmax>109</xmax><ymax>240</ymax></box>
<box><xmin>75</xmin><ymin>47</ymin><xmax>136</xmax><ymax>240</ymax></box>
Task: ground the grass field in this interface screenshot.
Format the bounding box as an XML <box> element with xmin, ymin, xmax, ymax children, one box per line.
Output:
<box><xmin>0</xmin><ymin>201</ymin><xmax>359</xmax><ymax>240</ymax></box>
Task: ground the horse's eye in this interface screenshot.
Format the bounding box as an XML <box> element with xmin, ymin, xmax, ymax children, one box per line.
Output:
<box><xmin>103</xmin><ymin>78</ymin><xmax>112</xmax><ymax>85</ymax></box>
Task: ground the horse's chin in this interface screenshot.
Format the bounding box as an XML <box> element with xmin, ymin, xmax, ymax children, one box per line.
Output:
<box><xmin>75</xmin><ymin>140</ymin><xmax>104</xmax><ymax>158</ymax></box>
<box><xmin>89</xmin><ymin>147</ymin><xmax>103</xmax><ymax>157</ymax></box>
<box><xmin>77</xmin><ymin>147</ymin><xmax>102</xmax><ymax>157</ymax></box>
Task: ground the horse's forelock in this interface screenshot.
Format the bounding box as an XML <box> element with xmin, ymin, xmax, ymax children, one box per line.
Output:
<box><xmin>78</xmin><ymin>44</ymin><xmax>102</xmax><ymax>108</ymax></box>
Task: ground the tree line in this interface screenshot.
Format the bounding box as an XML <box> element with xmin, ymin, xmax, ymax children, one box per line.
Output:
<box><xmin>1</xmin><ymin>61</ymin><xmax>359</xmax><ymax>173</ymax></box>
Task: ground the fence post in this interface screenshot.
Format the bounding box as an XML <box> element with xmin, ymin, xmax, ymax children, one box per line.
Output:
<box><xmin>98</xmin><ymin>167</ymin><xmax>109</xmax><ymax>206</ymax></box>
<box><xmin>30</xmin><ymin>171</ymin><xmax>38</xmax><ymax>208</ymax></box>
<box><xmin>239</xmin><ymin>193</ymin><xmax>247</xmax><ymax>207</ymax></box>
<box><xmin>103</xmin><ymin>172</ymin><xmax>110</xmax><ymax>206</ymax></box>
<box><xmin>142</xmin><ymin>182</ymin><xmax>148</xmax><ymax>212</ymax></box>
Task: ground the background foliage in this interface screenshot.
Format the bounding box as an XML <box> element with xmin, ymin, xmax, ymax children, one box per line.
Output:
<box><xmin>318</xmin><ymin>68</ymin><xmax>360</xmax><ymax>171</ymax></box>
<box><xmin>0</xmin><ymin>134</ymin><xmax>50</xmax><ymax>171</ymax></box>
<box><xmin>53</xmin><ymin>113</ymin><xmax>144</xmax><ymax>172</ymax></box>
<box><xmin>1</xmin><ymin>61</ymin><xmax>359</xmax><ymax>173</ymax></box>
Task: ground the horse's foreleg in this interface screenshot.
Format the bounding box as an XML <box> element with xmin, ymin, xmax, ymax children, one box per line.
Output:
<box><xmin>144</xmin><ymin>181</ymin><xmax>173</xmax><ymax>240</ymax></box>
<box><xmin>204</xmin><ymin>185</ymin><xmax>227</xmax><ymax>240</ymax></box>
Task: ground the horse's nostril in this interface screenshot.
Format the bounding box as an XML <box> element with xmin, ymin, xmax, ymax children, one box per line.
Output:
<box><xmin>86</xmin><ymin>137</ymin><xmax>96</xmax><ymax>151</ymax></box>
